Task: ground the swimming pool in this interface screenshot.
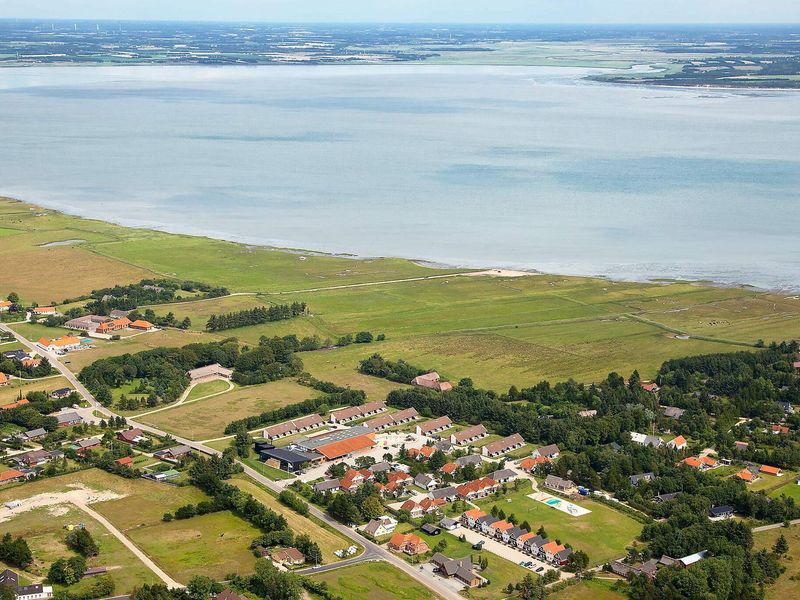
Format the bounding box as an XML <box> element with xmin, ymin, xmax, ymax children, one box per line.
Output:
<box><xmin>546</xmin><ymin>498</ymin><xmax>561</xmax><ymax>506</ymax></box>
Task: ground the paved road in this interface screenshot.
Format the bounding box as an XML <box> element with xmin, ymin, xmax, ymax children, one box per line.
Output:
<box><xmin>752</xmin><ymin>518</ymin><xmax>800</xmax><ymax>533</ymax></box>
<box><xmin>1</xmin><ymin>323</ymin><xmax>459</xmax><ymax>599</ymax></box>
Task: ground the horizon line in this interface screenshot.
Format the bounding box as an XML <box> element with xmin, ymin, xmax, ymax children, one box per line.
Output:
<box><xmin>1</xmin><ymin>18</ymin><xmax>798</xmax><ymax>27</ymax></box>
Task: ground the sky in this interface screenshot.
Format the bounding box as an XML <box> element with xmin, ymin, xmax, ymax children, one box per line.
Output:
<box><xmin>0</xmin><ymin>0</ymin><xmax>799</xmax><ymax>24</ymax></box>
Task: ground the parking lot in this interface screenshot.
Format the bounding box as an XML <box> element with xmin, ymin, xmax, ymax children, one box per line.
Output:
<box><xmin>452</xmin><ymin>525</ymin><xmax>561</xmax><ymax>577</ymax></box>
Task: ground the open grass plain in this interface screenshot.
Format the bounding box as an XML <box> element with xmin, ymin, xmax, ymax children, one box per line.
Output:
<box><xmin>139</xmin><ymin>379</ymin><xmax>320</xmax><ymax>440</ymax></box>
<box><xmin>4</xmin><ymin>197</ymin><xmax>800</xmax><ymax>391</ymax></box>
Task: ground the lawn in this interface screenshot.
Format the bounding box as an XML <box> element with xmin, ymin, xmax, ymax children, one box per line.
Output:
<box><xmin>185</xmin><ymin>379</ymin><xmax>231</xmax><ymax>401</ymax></box>
<box><xmin>229</xmin><ymin>474</ymin><xmax>356</xmax><ymax>564</ymax></box>
<box><xmin>138</xmin><ymin>378</ymin><xmax>319</xmax><ymax>440</ymax></box>
<box><xmin>750</xmin><ymin>472</ymin><xmax>797</xmax><ymax>494</ymax></box>
<box><xmin>0</xmin><ymin>375</ymin><xmax>73</xmax><ymax>404</ymax></box>
<box><xmin>310</xmin><ymin>561</ymin><xmax>439</xmax><ymax>600</ymax></box>
<box><xmin>413</xmin><ymin>529</ymin><xmax>531</xmax><ymax>600</ymax></box>
<box><xmin>8</xmin><ymin>322</ymin><xmax>73</xmax><ymax>342</ymax></box>
<box><xmin>768</xmin><ymin>480</ymin><xmax>800</xmax><ymax>503</ymax></box>
<box><xmin>127</xmin><ymin>510</ymin><xmax>260</xmax><ymax>583</ymax></box>
<box><xmin>753</xmin><ymin>523</ymin><xmax>800</xmax><ymax>599</ymax></box>
<box><xmin>476</xmin><ymin>484</ymin><xmax>642</xmax><ymax>566</ymax></box>
<box><xmin>239</xmin><ymin>455</ymin><xmax>296</xmax><ymax>481</ymax></box>
<box><xmin>0</xmin><ymin>504</ymin><xmax>160</xmax><ymax>593</ymax></box>
<box><xmin>550</xmin><ymin>578</ymin><xmax>627</xmax><ymax>600</ymax></box>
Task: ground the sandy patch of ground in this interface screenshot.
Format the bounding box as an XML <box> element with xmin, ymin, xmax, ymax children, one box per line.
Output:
<box><xmin>0</xmin><ymin>484</ymin><xmax>125</xmax><ymax>523</ymax></box>
<box><xmin>463</xmin><ymin>269</ymin><xmax>536</xmax><ymax>278</ymax></box>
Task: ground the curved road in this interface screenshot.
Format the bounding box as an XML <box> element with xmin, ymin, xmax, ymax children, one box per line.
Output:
<box><xmin>1</xmin><ymin>323</ymin><xmax>458</xmax><ymax>599</ymax></box>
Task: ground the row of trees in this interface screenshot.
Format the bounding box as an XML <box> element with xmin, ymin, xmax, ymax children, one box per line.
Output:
<box><xmin>206</xmin><ymin>302</ymin><xmax>306</xmax><ymax>331</ymax></box>
<box><xmin>358</xmin><ymin>353</ymin><xmax>429</xmax><ymax>384</ymax></box>
<box><xmin>86</xmin><ymin>279</ymin><xmax>228</xmax><ymax>312</ymax></box>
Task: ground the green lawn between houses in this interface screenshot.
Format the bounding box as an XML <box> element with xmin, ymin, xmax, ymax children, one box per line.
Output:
<box><xmin>550</xmin><ymin>578</ymin><xmax>628</xmax><ymax>600</ymax></box>
<box><xmin>475</xmin><ymin>483</ymin><xmax>643</xmax><ymax>567</ymax></box>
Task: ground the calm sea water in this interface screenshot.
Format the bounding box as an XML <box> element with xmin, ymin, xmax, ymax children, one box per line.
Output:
<box><xmin>1</xmin><ymin>65</ymin><xmax>799</xmax><ymax>289</ymax></box>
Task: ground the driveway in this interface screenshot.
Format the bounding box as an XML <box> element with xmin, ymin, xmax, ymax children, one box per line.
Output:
<box><xmin>451</xmin><ymin>525</ymin><xmax>567</xmax><ymax>579</ymax></box>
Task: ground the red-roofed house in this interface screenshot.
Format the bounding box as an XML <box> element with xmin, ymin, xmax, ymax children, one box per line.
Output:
<box><xmin>519</xmin><ymin>456</ymin><xmax>550</xmax><ymax>472</ymax></box>
<box><xmin>735</xmin><ymin>469</ymin><xmax>756</xmax><ymax>483</ymax></box>
<box><xmin>668</xmin><ymin>435</ymin><xmax>687</xmax><ymax>450</ymax></box>
<box><xmin>760</xmin><ymin>465</ymin><xmax>783</xmax><ymax>476</ymax></box>
<box><xmin>0</xmin><ymin>469</ymin><xmax>26</xmax><ymax>485</ymax></box>
<box><xmin>388</xmin><ymin>533</ymin><xmax>429</xmax><ymax>555</ymax></box>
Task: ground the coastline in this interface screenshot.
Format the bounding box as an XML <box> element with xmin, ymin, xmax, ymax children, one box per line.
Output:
<box><xmin>1</xmin><ymin>195</ymin><xmax>780</xmax><ymax>295</ymax></box>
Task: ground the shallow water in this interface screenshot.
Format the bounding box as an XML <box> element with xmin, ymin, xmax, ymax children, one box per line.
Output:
<box><xmin>0</xmin><ymin>64</ymin><xmax>798</xmax><ymax>289</ymax></box>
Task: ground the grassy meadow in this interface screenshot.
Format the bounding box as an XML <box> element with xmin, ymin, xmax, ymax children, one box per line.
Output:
<box><xmin>753</xmin><ymin>524</ymin><xmax>800</xmax><ymax>599</ymax></box>
<box><xmin>138</xmin><ymin>378</ymin><xmax>319</xmax><ymax>440</ymax></box>
<box><xmin>3</xmin><ymin>196</ymin><xmax>800</xmax><ymax>394</ymax></box>
<box><xmin>0</xmin><ymin>375</ymin><xmax>73</xmax><ymax>404</ymax></box>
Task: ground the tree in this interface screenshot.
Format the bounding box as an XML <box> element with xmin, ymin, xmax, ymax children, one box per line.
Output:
<box><xmin>327</xmin><ymin>493</ymin><xmax>362</xmax><ymax>525</ymax></box>
<box><xmin>355</xmin><ymin>331</ymin><xmax>374</xmax><ymax>344</ymax></box>
<box><xmin>428</xmin><ymin>450</ymin><xmax>447</xmax><ymax>471</ymax></box>
<box><xmin>186</xmin><ymin>575</ymin><xmax>216</xmax><ymax>600</ymax></box>
<box><xmin>361</xmin><ymin>495</ymin><xmax>384</xmax><ymax>521</ymax></box>
<box><xmin>328</xmin><ymin>462</ymin><xmax>347</xmax><ymax>478</ymax></box>
<box><xmin>0</xmin><ymin>533</ymin><xmax>32</xmax><ymax>568</ymax></box>
<box><xmin>536</xmin><ymin>525</ymin><xmax>547</xmax><ymax>538</ymax></box>
<box><xmin>48</xmin><ymin>555</ymin><xmax>86</xmax><ymax>585</ymax></box>
<box><xmin>7</xmin><ymin>292</ymin><xmax>19</xmax><ymax>303</ymax></box>
<box><xmin>234</xmin><ymin>430</ymin><xmax>252</xmax><ymax>458</ymax></box>
<box><xmin>66</xmin><ymin>527</ymin><xmax>99</xmax><ymax>557</ymax></box>
<box><xmin>773</xmin><ymin>534</ymin><xmax>789</xmax><ymax>556</ymax></box>
<box><xmin>566</xmin><ymin>550</ymin><xmax>589</xmax><ymax>573</ymax></box>
<box><xmin>250</xmin><ymin>558</ymin><xmax>302</xmax><ymax>600</ymax></box>
<box><xmin>355</xmin><ymin>455</ymin><xmax>376</xmax><ymax>469</ymax></box>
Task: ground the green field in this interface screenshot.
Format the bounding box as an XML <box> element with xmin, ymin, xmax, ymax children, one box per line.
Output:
<box><xmin>753</xmin><ymin>524</ymin><xmax>800</xmax><ymax>599</ymax></box>
<box><xmin>769</xmin><ymin>480</ymin><xmax>800</xmax><ymax>503</ymax></box>
<box><xmin>127</xmin><ymin>510</ymin><xmax>260</xmax><ymax>583</ymax></box>
<box><xmin>239</xmin><ymin>455</ymin><xmax>297</xmax><ymax>481</ymax></box>
<box><xmin>184</xmin><ymin>378</ymin><xmax>232</xmax><ymax>401</ymax></box>
<box><xmin>0</xmin><ymin>505</ymin><xmax>159</xmax><ymax>593</ymax></box>
<box><xmin>310</xmin><ymin>561</ymin><xmax>438</xmax><ymax>600</ymax></box>
<box><xmin>0</xmin><ymin>375</ymin><xmax>73</xmax><ymax>404</ymax></box>
<box><xmin>138</xmin><ymin>378</ymin><xmax>319</xmax><ymax>440</ymax></box>
<box><xmin>550</xmin><ymin>578</ymin><xmax>627</xmax><ymax>600</ymax></box>
<box><xmin>4</xmin><ymin>197</ymin><xmax>799</xmax><ymax>391</ymax></box>
<box><xmin>476</xmin><ymin>484</ymin><xmax>643</xmax><ymax>566</ymax></box>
